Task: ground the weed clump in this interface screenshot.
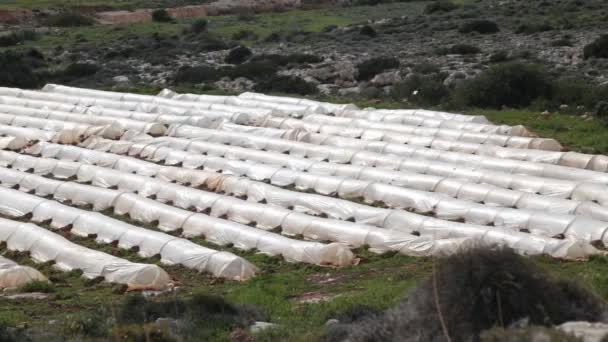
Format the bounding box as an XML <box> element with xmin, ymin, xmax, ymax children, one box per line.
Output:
<box><xmin>0</xmin><ymin>30</ymin><xmax>37</xmax><ymax>47</ymax></box>
<box><xmin>114</xmin><ymin>293</ymin><xmax>264</xmax><ymax>340</ymax></box>
<box><xmin>325</xmin><ymin>248</ymin><xmax>604</xmax><ymax>341</ymax></box>
<box><xmin>19</xmin><ymin>280</ymin><xmax>54</xmax><ymax>293</ymax></box>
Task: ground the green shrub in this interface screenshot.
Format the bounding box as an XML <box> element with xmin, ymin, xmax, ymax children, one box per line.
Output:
<box><xmin>63</xmin><ymin>312</ymin><xmax>109</xmax><ymax>337</ymax></box>
<box><xmin>360</xmin><ymin>25</ymin><xmax>377</xmax><ymax>37</ymax></box>
<box><xmin>0</xmin><ymin>30</ymin><xmax>37</xmax><ymax>47</ymax></box>
<box><xmin>584</xmin><ymin>35</ymin><xmax>608</xmax><ymax>59</ymax></box>
<box><xmin>63</xmin><ymin>63</ymin><xmax>100</xmax><ymax>79</ymax></box>
<box><xmin>250</xmin><ymin>53</ymin><xmax>322</xmax><ymax>66</ymax></box>
<box><xmin>236</xmin><ymin>9</ymin><xmax>256</xmax><ymax>22</ymax></box>
<box><xmin>229</xmin><ymin>61</ymin><xmax>277</xmax><ymax>81</ymax></box>
<box><xmin>353</xmin><ymin>0</ymin><xmax>383</xmax><ymax>5</ymax></box>
<box><xmin>152</xmin><ymin>9</ymin><xmax>173</xmax><ymax>23</ymax></box>
<box><xmin>437</xmin><ymin>44</ymin><xmax>481</xmax><ymax>55</ymax></box>
<box><xmin>19</xmin><ymin>280</ymin><xmax>54</xmax><ymax>293</ymax></box>
<box><xmin>583</xmin><ymin>84</ymin><xmax>608</xmax><ymax>110</ymax></box>
<box><xmin>356</xmin><ymin>56</ymin><xmax>400</xmax><ymax>81</ymax></box>
<box><xmin>459</xmin><ymin>20</ymin><xmax>499</xmax><ymax>34</ymax></box>
<box><xmin>516</xmin><ymin>22</ymin><xmax>553</xmax><ymax>34</ymax></box>
<box><xmin>595</xmin><ymin>101</ymin><xmax>608</xmax><ymax>118</ymax></box>
<box><xmin>551</xmin><ymin>38</ymin><xmax>573</xmax><ymax>47</ymax></box>
<box><xmin>551</xmin><ymin>77</ymin><xmax>590</xmax><ymax>106</ymax></box>
<box><xmin>190</xmin><ymin>19</ymin><xmax>208</xmax><ymax>33</ymax></box>
<box><xmin>232</xmin><ymin>29</ymin><xmax>258</xmax><ymax>41</ymax></box>
<box><xmin>43</xmin><ymin>12</ymin><xmax>95</xmax><ymax>27</ymax></box>
<box><xmin>413</xmin><ymin>62</ymin><xmax>440</xmax><ymax>75</ymax></box>
<box><xmin>264</xmin><ymin>32</ymin><xmax>282</xmax><ymax>42</ymax></box>
<box><xmin>456</xmin><ymin>62</ymin><xmax>551</xmax><ymax>108</ymax></box>
<box><xmin>391</xmin><ymin>74</ymin><xmax>449</xmax><ymax>106</ymax></box>
<box><xmin>225</xmin><ymin>46</ymin><xmax>252</xmax><ymax>65</ymax></box>
<box><xmin>196</xmin><ymin>34</ymin><xmax>230</xmax><ymax>52</ymax></box>
<box><xmin>0</xmin><ymin>51</ymin><xmax>44</xmax><ymax>88</ymax></box>
<box><xmin>174</xmin><ymin>65</ymin><xmax>224</xmax><ymax>84</ymax></box>
<box><xmin>489</xmin><ymin>50</ymin><xmax>509</xmax><ymax>63</ymax></box>
<box><xmin>255</xmin><ymin>75</ymin><xmax>318</xmax><ymax>95</ymax></box>
<box><xmin>424</xmin><ymin>1</ymin><xmax>458</xmax><ymax>14</ymax></box>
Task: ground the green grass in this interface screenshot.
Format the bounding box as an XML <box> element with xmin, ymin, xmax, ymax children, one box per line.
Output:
<box><xmin>0</xmin><ymin>0</ymin><xmax>211</xmax><ymax>10</ymax></box>
<box><xmin>4</xmin><ymin>21</ymin><xmax>185</xmax><ymax>52</ymax></box>
<box><xmin>479</xmin><ymin>109</ymin><xmax>608</xmax><ymax>155</ymax></box>
<box><xmin>1</xmin><ymin>2</ymin><xmax>427</xmax><ymax>51</ymax></box>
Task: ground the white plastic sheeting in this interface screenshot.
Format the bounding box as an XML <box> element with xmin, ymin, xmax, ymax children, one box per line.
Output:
<box><xmin>0</xmin><ymin>217</ymin><xmax>171</xmax><ymax>289</ymax></box>
<box><xmin>1</xmin><ymin>85</ymin><xmax>606</xmax><ymax>263</ymax></box>
<box><xmin>70</xmin><ymin>137</ymin><xmax>602</xmax><ymax>257</ymax></box>
<box><xmin>0</xmin><ymin>166</ymin><xmax>356</xmax><ymax>267</ymax></box>
<box><xmin>222</xmin><ymin>119</ymin><xmax>562</xmax><ymax>155</ymax></box>
<box><xmin>38</xmin><ymin>85</ymin><xmax>272</xmax><ymax>122</ymax></box>
<box><xmin>0</xmin><ymin>255</ymin><xmax>47</xmax><ymax>289</ymax></box>
<box><xmin>158</xmin><ymin>127</ymin><xmax>608</xmax><ymax>213</ymax></box>
<box><xmin>0</xmin><ymin>125</ymin><xmax>56</xmax><ymax>142</ymax></box>
<box><xmin>121</xmin><ymin>134</ymin><xmax>608</xmax><ymax>242</ymax></box>
<box><xmin>283</xmin><ymin>115</ymin><xmax>560</xmax><ymax>150</ymax></box>
<box><xmin>0</xmin><ymin>96</ymin><xmax>246</xmax><ymax>128</ymax></box>
<box><xmin>0</xmin><ymin>147</ymin><xmax>477</xmax><ymax>257</ymax></box>
<box><xmin>237</xmin><ymin>92</ymin><xmax>492</xmax><ymax>124</ymax></box>
<box><xmin>0</xmin><ymin>104</ymin><xmax>166</xmax><ymax>136</ymax></box>
<box><xmin>0</xmin><ymin>186</ymin><xmax>256</xmax><ymax>280</ymax></box>
<box><xmin>167</xmin><ymin>124</ymin><xmax>608</xmax><ymax>183</ymax></box>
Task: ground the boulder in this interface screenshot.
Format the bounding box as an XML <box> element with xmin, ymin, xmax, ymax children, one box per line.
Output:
<box><xmin>371</xmin><ymin>70</ymin><xmax>402</xmax><ymax>86</ymax></box>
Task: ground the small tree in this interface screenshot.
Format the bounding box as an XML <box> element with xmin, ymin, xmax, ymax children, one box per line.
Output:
<box><xmin>459</xmin><ymin>20</ymin><xmax>499</xmax><ymax>34</ymax></box>
<box><xmin>190</xmin><ymin>19</ymin><xmax>208</xmax><ymax>33</ymax></box>
<box><xmin>584</xmin><ymin>35</ymin><xmax>608</xmax><ymax>59</ymax></box>
<box><xmin>457</xmin><ymin>62</ymin><xmax>551</xmax><ymax>108</ymax></box>
<box><xmin>152</xmin><ymin>9</ymin><xmax>173</xmax><ymax>23</ymax></box>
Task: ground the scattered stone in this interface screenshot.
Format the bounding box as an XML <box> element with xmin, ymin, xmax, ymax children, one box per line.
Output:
<box><xmin>296</xmin><ymin>292</ymin><xmax>342</xmax><ymax>304</ymax></box>
<box><xmin>215</xmin><ymin>77</ymin><xmax>255</xmax><ymax>93</ymax></box>
<box><xmin>558</xmin><ymin>321</ymin><xmax>608</xmax><ymax>342</ymax></box>
<box><xmin>338</xmin><ymin>87</ymin><xmax>361</xmax><ymax>97</ymax></box>
<box><xmin>540</xmin><ymin>110</ymin><xmax>551</xmax><ymax>118</ymax></box>
<box><xmin>326</xmin><ymin>319</ymin><xmax>340</xmax><ymax>326</ymax></box>
<box><xmin>231</xmin><ymin>328</ymin><xmax>254</xmax><ymax>342</ymax></box>
<box><xmin>0</xmin><ymin>292</ymin><xmax>49</xmax><ymax>300</ymax></box>
<box><xmin>317</xmin><ymin>84</ymin><xmax>339</xmax><ymax>96</ymax></box>
<box><xmin>371</xmin><ymin>70</ymin><xmax>402</xmax><ymax>87</ymax></box>
<box><xmin>250</xmin><ymin>321</ymin><xmax>277</xmax><ymax>334</ymax></box>
<box><xmin>112</xmin><ymin>75</ymin><xmax>130</xmax><ymax>85</ymax></box>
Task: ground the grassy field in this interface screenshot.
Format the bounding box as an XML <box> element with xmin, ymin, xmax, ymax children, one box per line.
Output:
<box><xmin>0</xmin><ymin>0</ymin><xmax>211</xmax><ymax>10</ymax></box>
<box><xmin>1</xmin><ymin>2</ymin><xmax>427</xmax><ymax>52</ymax></box>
